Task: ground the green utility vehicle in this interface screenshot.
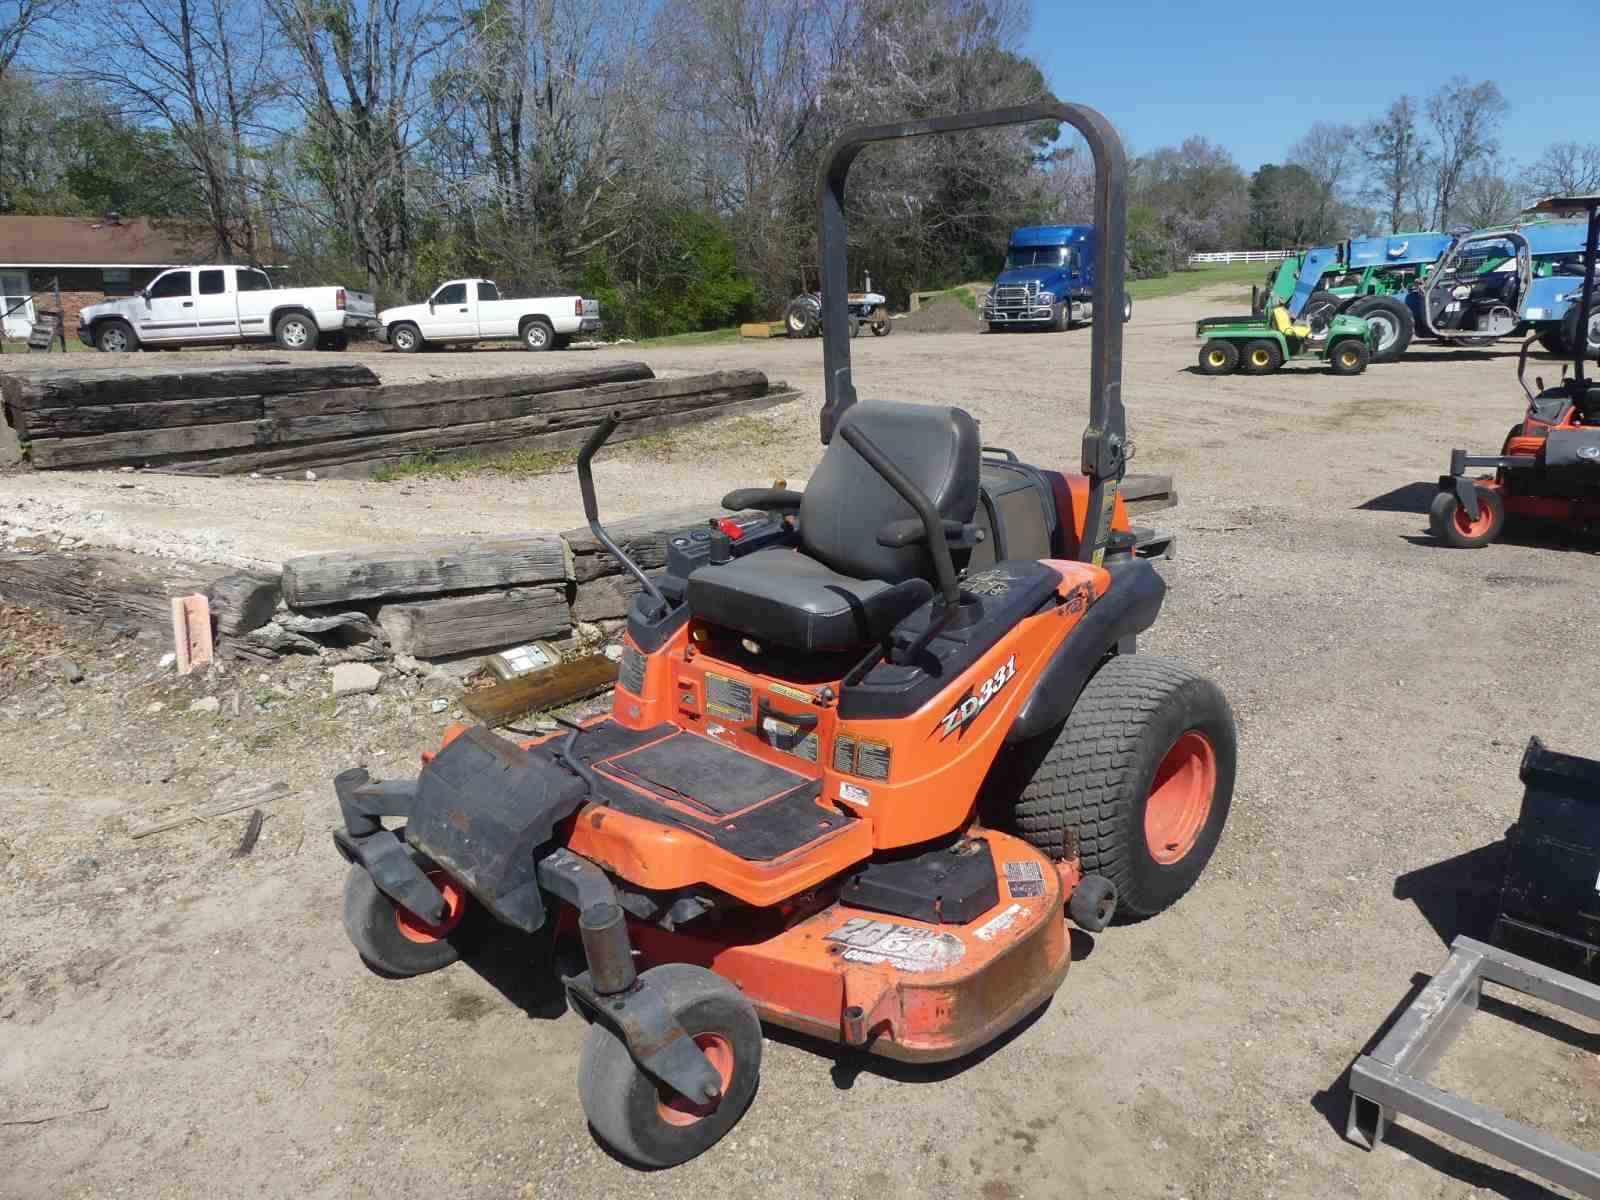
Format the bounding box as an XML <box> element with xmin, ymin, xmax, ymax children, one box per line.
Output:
<box><xmin>1195</xmin><ymin>302</ymin><xmax>1376</xmax><ymax>376</ymax></box>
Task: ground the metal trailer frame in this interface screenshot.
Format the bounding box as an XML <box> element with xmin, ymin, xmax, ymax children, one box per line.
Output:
<box><xmin>1346</xmin><ymin>935</ymin><xmax>1600</xmax><ymax>1198</ymax></box>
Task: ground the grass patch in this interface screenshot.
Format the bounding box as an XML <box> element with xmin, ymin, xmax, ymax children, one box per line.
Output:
<box><xmin>1128</xmin><ymin>262</ymin><xmax>1268</xmax><ymax>301</ymax></box>
<box><xmin>373</xmin><ymin>445</ymin><xmax>581</xmax><ymax>482</ymax></box>
<box><xmin>627</xmin><ymin>327</ymin><xmax>742</xmax><ymax>349</ymax></box>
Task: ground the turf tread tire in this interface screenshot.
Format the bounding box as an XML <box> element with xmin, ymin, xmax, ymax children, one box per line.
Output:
<box><xmin>342</xmin><ymin>849</ymin><xmax>476</xmax><ymax>977</ymax></box>
<box><xmin>1012</xmin><ymin>655</ymin><xmax>1236</xmax><ymax>921</ymax></box>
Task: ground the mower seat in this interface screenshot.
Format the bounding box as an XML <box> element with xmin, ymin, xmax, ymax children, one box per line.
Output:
<box><xmin>688</xmin><ymin>401</ymin><xmax>980</xmax><ymax>651</ymax></box>
<box><xmin>1271</xmin><ymin>306</ymin><xmax>1312</xmax><ymax>340</ymax></box>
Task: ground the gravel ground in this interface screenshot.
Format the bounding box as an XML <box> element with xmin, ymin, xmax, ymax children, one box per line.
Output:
<box><xmin>3</xmin><ymin>288</ymin><xmax>1598</xmax><ymax>1200</ymax></box>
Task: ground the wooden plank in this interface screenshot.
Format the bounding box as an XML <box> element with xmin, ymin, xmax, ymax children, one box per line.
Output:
<box><xmin>0</xmin><ymin>362</ymin><xmax>379</xmax><ymax>411</ymax></box>
<box><xmin>0</xmin><ymin>550</ymin><xmax>212</xmax><ymax>635</ymax></box>
<box><xmin>280</xmin><ymin>534</ymin><xmax>569</xmax><ymax>609</ymax></box>
<box><xmin>29</xmin><ymin>417</ymin><xmax>269</xmax><ymax>468</ymax></box>
<box><xmin>462</xmin><ymin>654</ymin><xmax>618</xmax><ymax>725</ymax></box>
<box><xmin>376</xmin><ymin>586</ymin><xmax>570</xmax><ymax>658</ymax></box>
<box><xmin>158</xmin><ymin>384</ymin><xmax>797</xmax><ymax>477</ymax></box>
<box><xmin>21</xmin><ymin>395</ymin><xmax>266</xmax><ymax>438</ymax></box>
<box><xmin>129</xmin><ymin>781</ymin><xmax>292</xmax><ymax>839</ymax></box>
<box><xmin>261</xmin><ymin>361</ymin><xmax>655</xmax><ymax>419</ymax></box>
<box><xmin>1121</xmin><ymin>472</ymin><xmax>1178</xmax><ymax>515</ymax></box>
<box><xmin>171</xmin><ymin>594</ymin><xmax>213</xmax><ymax>674</ymax></box>
<box><xmin>0</xmin><ymin>397</ymin><xmax>20</xmax><ymax>466</ymax></box>
<box><xmin>206</xmin><ymin>570</ymin><xmax>282</xmax><ymax>635</ymax></box>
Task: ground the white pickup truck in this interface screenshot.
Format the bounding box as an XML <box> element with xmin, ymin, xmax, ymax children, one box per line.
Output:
<box><xmin>378</xmin><ymin>279</ymin><xmax>602</xmax><ymax>352</ymax></box>
<box><xmin>78</xmin><ymin>265</ymin><xmax>377</xmax><ymax>353</ymax></box>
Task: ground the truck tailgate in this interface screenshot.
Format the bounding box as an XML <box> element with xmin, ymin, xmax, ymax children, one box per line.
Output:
<box><xmin>344</xmin><ymin>290</ymin><xmax>377</xmax><ymax>318</ymax></box>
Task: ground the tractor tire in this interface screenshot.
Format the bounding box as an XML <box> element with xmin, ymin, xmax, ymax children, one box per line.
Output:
<box><xmin>578</xmin><ymin>964</ymin><xmax>761</xmax><ymax>1168</ymax></box>
<box><xmin>1198</xmin><ymin>340</ymin><xmax>1239</xmax><ymax>375</ymax></box>
<box><xmin>868</xmin><ymin>306</ymin><xmax>892</xmax><ymax>336</ymax></box>
<box><xmin>1538</xmin><ymin>328</ymin><xmax>1568</xmax><ymax>356</ymax></box>
<box><xmin>1328</xmin><ymin>338</ymin><xmax>1371</xmax><ymax>376</ymax></box>
<box><xmin>1564</xmin><ymin>303</ymin><xmax>1600</xmax><ymax>358</ymax></box>
<box><xmin>1429</xmin><ymin>486</ymin><xmax>1504</xmax><ymax>549</ymax></box>
<box><xmin>1347</xmin><ymin>295</ymin><xmax>1413</xmax><ymax>361</ymax></box>
<box><xmin>342</xmin><ymin>849</ymin><xmax>478</xmax><ymax>977</ymax></box>
<box><xmin>1301</xmin><ymin>290</ymin><xmax>1344</xmax><ymax>336</ymax></box>
<box><xmin>1240</xmin><ymin>338</ymin><xmax>1283</xmax><ymax>374</ymax></box>
<box><xmin>95</xmin><ymin>318</ymin><xmax>139</xmax><ymax>353</ymax></box>
<box><xmin>784</xmin><ymin>297</ymin><xmax>819</xmax><ymax>338</ymax></box>
<box><xmin>1010</xmin><ymin>655</ymin><xmax>1237</xmax><ymax>921</ymax></box>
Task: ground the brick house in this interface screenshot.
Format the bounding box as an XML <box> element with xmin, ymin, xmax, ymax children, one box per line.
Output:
<box><xmin>0</xmin><ymin>216</ymin><xmax>204</xmax><ymax>341</ymax></box>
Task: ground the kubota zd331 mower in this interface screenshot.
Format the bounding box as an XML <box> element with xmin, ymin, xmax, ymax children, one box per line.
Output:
<box><xmin>331</xmin><ymin>103</ymin><xmax>1237</xmax><ymax>1168</ymax></box>
<box><xmin>1431</xmin><ymin>194</ymin><xmax>1600</xmax><ymax>548</ymax></box>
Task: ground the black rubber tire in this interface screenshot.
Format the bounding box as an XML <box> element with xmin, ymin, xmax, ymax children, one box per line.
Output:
<box><xmin>1328</xmin><ymin>338</ymin><xmax>1370</xmax><ymax>376</ymax></box>
<box><xmin>1347</xmin><ymin>295</ymin><xmax>1414</xmax><ymax>362</ymax></box>
<box><xmin>1240</xmin><ymin>338</ymin><xmax>1283</xmax><ymax>374</ymax></box>
<box><xmin>1301</xmin><ymin>290</ymin><xmax>1344</xmax><ymax>335</ymax></box>
<box><xmin>1050</xmin><ymin>301</ymin><xmax>1069</xmax><ymax>332</ymax></box>
<box><xmin>318</xmin><ymin>332</ymin><xmax>350</xmax><ymax>351</ymax></box>
<box><xmin>1198</xmin><ymin>340</ymin><xmax>1238</xmax><ymax>375</ymax></box>
<box><xmin>986</xmin><ymin>321</ymin><xmax>1007</xmax><ymax>334</ymax></box>
<box><xmin>95</xmin><ymin>318</ymin><xmax>138</xmax><ymax>353</ymax></box>
<box><xmin>273</xmin><ymin>311</ymin><xmax>317</xmax><ymax>351</ymax></box>
<box><xmin>554</xmin><ymin>333</ymin><xmax>573</xmax><ymax>350</ymax></box>
<box><xmin>849</xmin><ymin>317</ymin><xmax>862</xmax><ymax>338</ymax></box>
<box><xmin>1428</xmin><ymin>486</ymin><xmax>1505</xmax><ymax>549</ymax></box>
<box><xmin>869</xmin><ymin>307</ymin><xmax>892</xmax><ymax>336</ymax></box>
<box><xmin>1122</xmin><ymin>295</ymin><xmax>1133</xmax><ymax>323</ymax></box>
<box><xmin>784</xmin><ymin>297</ymin><xmax>819</xmax><ymax>338</ymax></box>
<box><xmin>1012</xmin><ymin>655</ymin><xmax>1237</xmax><ymax>921</ymax></box>
<box><xmin>1500</xmin><ymin>423</ymin><xmax>1525</xmax><ymax>455</ymax></box>
<box><xmin>389</xmin><ymin>322</ymin><xmax>424</xmax><ymax>353</ymax></box>
<box><xmin>342</xmin><ymin>849</ymin><xmax>476</xmax><ymax>977</ymax></box>
<box><xmin>577</xmin><ymin>964</ymin><xmax>761</xmax><ymax>1168</ymax></box>
<box><xmin>1538</xmin><ymin>328</ymin><xmax>1568</xmax><ymax>356</ymax></box>
<box><xmin>522</xmin><ymin>318</ymin><xmax>555</xmax><ymax>351</ymax></box>
<box><xmin>1068</xmin><ymin>874</ymin><xmax>1117</xmax><ymax>932</ymax></box>
<box><xmin>1564</xmin><ymin>304</ymin><xmax>1600</xmax><ymax>358</ymax></box>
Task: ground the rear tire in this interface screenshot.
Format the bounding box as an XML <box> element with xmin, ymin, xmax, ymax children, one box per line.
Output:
<box><xmin>1429</xmin><ymin>486</ymin><xmax>1504</xmax><ymax>549</ymax></box>
<box><xmin>1538</xmin><ymin>328</ymin><xmax>1568</xmax><ymax>356</ymax></box>
<box><xmin>273</xmin><ymin>312</ymin><xmax>317</xmax><ymax>351</ymax></box>
<box><xmin>522</xmin><ymin>318</ymin><xmax>554</xmax><ymax>351</ymax></box>
<box><xmin>1240</xmin><ymin>338</ymin><xmax>1283</xmax><ymax>374</ymax></box>
<box><xmin>1328</xmin><ymin>338</ymin><xmax>1370</xmax><ymax>375</ymax></box>
<box><xmin>1198</xmin><ymin>340</ymin><xmax>1238</xmax><ymax>375</ymax></box>
<box><xmin>785</xmin><ymin>297</ymin><xmax>819</xmax><ymax>338</ymax></box>
<box><xmin>342</xmin><ymin>849</ymin><xmax>476</xmax><ymax>977</ymax></box>
<box><xmin>1011</xmin><ymin>655</ymin><xmax>1237</xmax><ymax>921</ymax></box>
<box><xmin>578</xmin><ymin>964</ymin><xmax>761</xmax><ymax>1168</ymax></box>
<box><xmin>1348</xmin><ymin>295</ymin><xmax>1414</xmax><ymax>362</ymax></box>
<box><xmin>1564</xmin><ymin>304</ymin><xmax>1600</xmax><ymax>358</ymax></box>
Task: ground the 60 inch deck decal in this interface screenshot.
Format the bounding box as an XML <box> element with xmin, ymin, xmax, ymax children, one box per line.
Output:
<box><xmin>935</xmin><ymin>655</ymin><xmax>1016</xmax><ymax>741</ymax></box>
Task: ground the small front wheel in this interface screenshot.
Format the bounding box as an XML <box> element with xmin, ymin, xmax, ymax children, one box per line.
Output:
<box><xmin>1429</xmin><ymin>486</ymin><xmax>1504</xmax><ymax>549</ymax></box>
<box><xmin>1197</xmin><ymin>340</ymin><xmax>1239</xmax><ymax>375</ymax></box>
<box><xmin>578</xmin><ymin>964</ymin><xmax>761</xmax><ymax>1168</ymax></box>
<box><xmin>343</xmin><ymin>853</ymin><xmax>474</xmax><ymax>977</ymax></box>
<box><xmin>1328</xmin><ymin>338</ymin><xmax>1370</xmax><ymax>376</ymax></box>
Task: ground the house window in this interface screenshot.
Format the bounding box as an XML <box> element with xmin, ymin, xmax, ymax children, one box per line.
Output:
<box><xmin>0</xmin><ymin>270</ymin><xmax>35</xmax><ymax>336</ymax></box>
<box><xmin>103</xmin><ymin>268</ymin><xmax>133</xmax><ymax>295</ymax></box>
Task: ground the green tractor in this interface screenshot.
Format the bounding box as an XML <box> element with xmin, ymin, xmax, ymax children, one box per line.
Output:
<box><xmin>1196</xmin><ymin>301</ymin><xmax>1376</xmax><ymax>376</ymax></box>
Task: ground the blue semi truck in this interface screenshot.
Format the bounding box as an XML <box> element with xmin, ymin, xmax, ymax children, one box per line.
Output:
<box><xmin>980</xmin><ymin>224</ymin><xmax>1133</xmax><ymax>331</ymax></box>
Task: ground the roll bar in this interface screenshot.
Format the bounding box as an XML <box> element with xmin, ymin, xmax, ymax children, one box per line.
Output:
<box><xmin>815</xmin><ymin>102</ymin><xmax>1129</xmax><ymax>564</ymax></box>
<box><xmin>1526</xmin><ymin>194</ymin><xmax>1600</xmax><ymax>388</ymax></box>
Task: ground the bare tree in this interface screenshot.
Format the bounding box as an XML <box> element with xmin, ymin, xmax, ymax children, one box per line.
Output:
<box><xmin>1454</xmin><ymin>171</ymin><xmax>1520</xmax><ymax>228</ymax></box>
<box><xmin>0</xmin><ymin>0</ymin><xmax>70</xmax><ymax>206</ymax></box>
<box><xmin>1526</xmin><ymin>141</ymin><xmax>1600</xmax><ymax>198</ymax></box>
<box><xmin>1361</xmin><ymin>96</ymin><xmax>1427</xmax><ymax>233</ymax></box>
<box><xmin>1422</xmin><ymin>76</ymin><xmax>1507</xmax><ymax>227</ymax></box>
<box><xmin>1288</xmin><ymin>121</ymin><xmax>1358</xmax><ymax>237</ymax></box>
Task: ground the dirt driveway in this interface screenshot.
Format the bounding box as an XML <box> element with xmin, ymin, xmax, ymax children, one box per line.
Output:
<box><xmin>3</xmin><ymin>290</ymin><xmax>1597</xmax><ymax>1200</ymax></box>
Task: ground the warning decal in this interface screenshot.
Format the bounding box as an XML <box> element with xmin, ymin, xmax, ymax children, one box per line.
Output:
<box><xmin>1004</xmin><ymin>860</ymin><xmax>1045</xmax><ymax>898</ymax></box>
<box><xmin>825</xmin><ymin>917</ymin><xmax>965</xmax><ymax>973</ymax></box>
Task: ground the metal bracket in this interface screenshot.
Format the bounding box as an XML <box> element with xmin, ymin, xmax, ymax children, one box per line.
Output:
<box><xmin>331</xmin><ymin>768</ymin><xmax>446</xmax><ymax>923</ymax></box>
<box><xmin>1347</xmin><ymin>935</ymin><xmax>1600</xmax><ymax>1197</ymax></box>
<box><xmin>1451</xmin><ymin>474</ymin><xmax>1481</xmax><ymax>521</ymax></box>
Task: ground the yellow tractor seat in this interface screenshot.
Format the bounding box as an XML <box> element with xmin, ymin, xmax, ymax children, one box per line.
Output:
<box><xmin>1271</xmin><ymin>306</ymin><xmax>1312</xmax><ymax>340</ymax></box>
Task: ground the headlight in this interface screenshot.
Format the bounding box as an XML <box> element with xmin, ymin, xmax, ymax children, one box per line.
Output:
<box><xmin>1037</xmin><ymin>291</ymin><xmax>1055</xmax><ymax>305</ymax></box>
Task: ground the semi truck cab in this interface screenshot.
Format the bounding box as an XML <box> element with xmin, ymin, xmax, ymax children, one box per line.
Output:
<box><xmin>981</xmin><ymin>224</ymin><xmax>1131</xmax><ymax>331</ymax></box>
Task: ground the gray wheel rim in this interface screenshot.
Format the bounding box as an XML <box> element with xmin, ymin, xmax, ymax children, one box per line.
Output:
<box><xmin>1366</xmin><ymin>312</ymin><xmax>1397</xmax><ymax>352</ymax></box>
<box><xmin>527</xmin><ymin>324</ymin><xmax>549</xmax><ymax>348</ymax></box>
<box><xmin>101</xmin><ymin>327</ymin><xmax>128</xmax><ymax>352</ymax></box>
<box><xmin>282</xmin><ymin>319</ymin><xmax>310</xmax><ymax>348</ymax></box>
<box><xmin>393</xmin><ymin>327</ymin><xmax>416</xmax><ymax>350</ymax></box>
<box><xmin>1586</xmin><ymin>313</ymin><xmax>1600</xmax><ymax>351</ymax></box>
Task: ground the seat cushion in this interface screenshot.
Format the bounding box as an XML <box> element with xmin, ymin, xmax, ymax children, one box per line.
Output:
<box><xmin>687</xmin><ymin>549</ymin><xmax>933</xmax><ymax>651</ymax></box>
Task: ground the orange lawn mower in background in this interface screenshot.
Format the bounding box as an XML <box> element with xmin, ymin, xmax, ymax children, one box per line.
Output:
<box><xmin>329</xmin><ymin>102</ymin><xmax>1237</xmax><ymax>1168</ymax></box>
<box><xmin>1431</xmin><ymin>194</ymin><xmax>1600</xmax><ymax>548</ymax></box>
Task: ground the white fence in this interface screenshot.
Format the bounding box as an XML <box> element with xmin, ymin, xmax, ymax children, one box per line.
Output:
<box><xmin>1187</xmin><ymin>249</ymin><xmax>1295</xmax><ymax>265</ymax></box>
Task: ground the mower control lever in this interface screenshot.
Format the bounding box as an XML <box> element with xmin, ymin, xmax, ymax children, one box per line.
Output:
<box><xmin>838</xmin><ymin>422</ymin><xmax>961</xmax><ymax>610</ymax></box>
<box><xmin>577</xmin><ymin>411</ymin><xmax>668</xmax><ymax>614</ymax></box>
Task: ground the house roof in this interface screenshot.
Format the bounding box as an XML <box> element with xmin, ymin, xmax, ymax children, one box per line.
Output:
<box><xmin>0</xmin><ymin>216</ymin><xmax>205</xmax><ymax>268</ymax></box>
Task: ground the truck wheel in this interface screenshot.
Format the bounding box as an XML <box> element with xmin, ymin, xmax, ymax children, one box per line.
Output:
<box><xmin>1564</xmin><ymin>304</ymin><xmax>1600</xmax><ymax>358</ymax></box>
<box><xmin>1240</xmin><ymin>338</ymin><xmax>1282</xmax><ymax>374</ymax></box>
<box><xmin>1347</xmin><ymin>295</ymin><xmax>1413</xmax><ymax>361</ymax></box>
<box><xmin>986</xmin><ymin>322</ymin><xmax>1007</xmax><ymax>334</ymax></box>
<box><xmin>343</xmin><ymin>853</ymin><xmax>476</xmax><ymax>977</ymax></box>
<box><xmin>1010</xmin><ymin>655</ymin><xmax>1237</xmax><ymax>920</ymax></box>
<box><xmin>1050</xmin><ymin>302</ymin><xmax>1069</xmax><ymax>332</ymax></box>
<box><xmin>1197</xmin><ymin>340</ymin><xmax>1238</xmax><ymax>375</ymax></box>
<box><xmin>1429</xmin><ymin>486</ymin><xmax>1504</xmax><ymax>549</ymax></box>
<box><xmin>1328</xmin><ymin>338</ymin><xmax>1370</xmax><ymax>376</ymax></box>
<box><xmin>95</xmin><ymin>319</ymin><xmax>138</xmax><ymax>353</ymax></box>
<box><xmin>273</xmin><ymin>312</ymin><xmax>316</xmax><ymax>351</ymax></box>
<box><xmin>318</xmin><ymin>332</ymin><xmax>350</xmax><ymax>351</ymax></box>
<box><xmin>388</xmin><ymin>322</ymin><xmax>423</xmax><ymax>353</ymax></box>
<box><xmin>522</xmin><ymin>318</ymin><xmax>554</xmax><ymax>351</ymax></box>
<box><xmin>578</xmin><ymin>964</ymin><xmax>761</xmax><ymax>1168</ymax></box>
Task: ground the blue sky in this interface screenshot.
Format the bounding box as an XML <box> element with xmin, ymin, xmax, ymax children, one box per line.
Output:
<box><xmin>1023</xmin><ymin>1</ymin><xmax>1598</xmax><ymax>172</ymax></box>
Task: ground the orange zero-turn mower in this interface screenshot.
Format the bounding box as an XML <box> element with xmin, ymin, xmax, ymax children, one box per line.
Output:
<box><xmin>1431</xmin><ymin>193</ymin><xmax>1600</xmax><ymax>548</ymax></box>
<box><xmin>331</xmin><ymin>103</ymin><xmax>1238</xmax><ymax>1168</ymax></box>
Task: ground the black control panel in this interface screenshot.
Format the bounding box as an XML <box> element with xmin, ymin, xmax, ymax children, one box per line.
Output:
<box><xmin>665</xmin><ymin>514</ymin><xmax>793</xmax><ymax>579</ymax></box>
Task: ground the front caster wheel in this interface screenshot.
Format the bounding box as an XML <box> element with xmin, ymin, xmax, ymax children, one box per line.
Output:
<box><xmin>342</xmin><ymin>852</ymin><xmax>475</xmax><ymax>977</ymax></box>
<box><xmin>578</xmin><ymin>964</ymin><xmax>762</xmax><ymax>1168</ymax></box>
<box><xmin>1428</xmin><ymin>486</ymin><xmax>1504</xmax><ymax>549</ymax></box>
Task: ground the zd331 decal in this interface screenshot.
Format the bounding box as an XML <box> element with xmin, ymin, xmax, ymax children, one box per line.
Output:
<box><xmin>936</xmin><ymin>655</ymin><xmax>1016</xmax><ymax>741</ymax></box>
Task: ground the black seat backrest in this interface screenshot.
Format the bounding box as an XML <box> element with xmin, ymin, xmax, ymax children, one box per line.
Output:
<box><xmin>800</xmin><ymin>401</ymin><xmax>980</xmax><ymax>583</ymax></box>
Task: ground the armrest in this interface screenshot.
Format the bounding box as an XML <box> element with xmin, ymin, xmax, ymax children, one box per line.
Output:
<box><xmin>721</xmin><ymin>487</ymin><xmax>803</xmax><ymax>512</ymax></box>
<box><xmin>876</xmin><ymin>517</ymin><xmax>982</xmax><ymax>549</ymax></box>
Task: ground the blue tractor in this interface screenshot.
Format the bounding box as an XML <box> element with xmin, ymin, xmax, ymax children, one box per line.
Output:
<box><xmin>980</xmin><ymin>224</ymin><xmax>1133</xmax><ymax>332</ymax></box>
